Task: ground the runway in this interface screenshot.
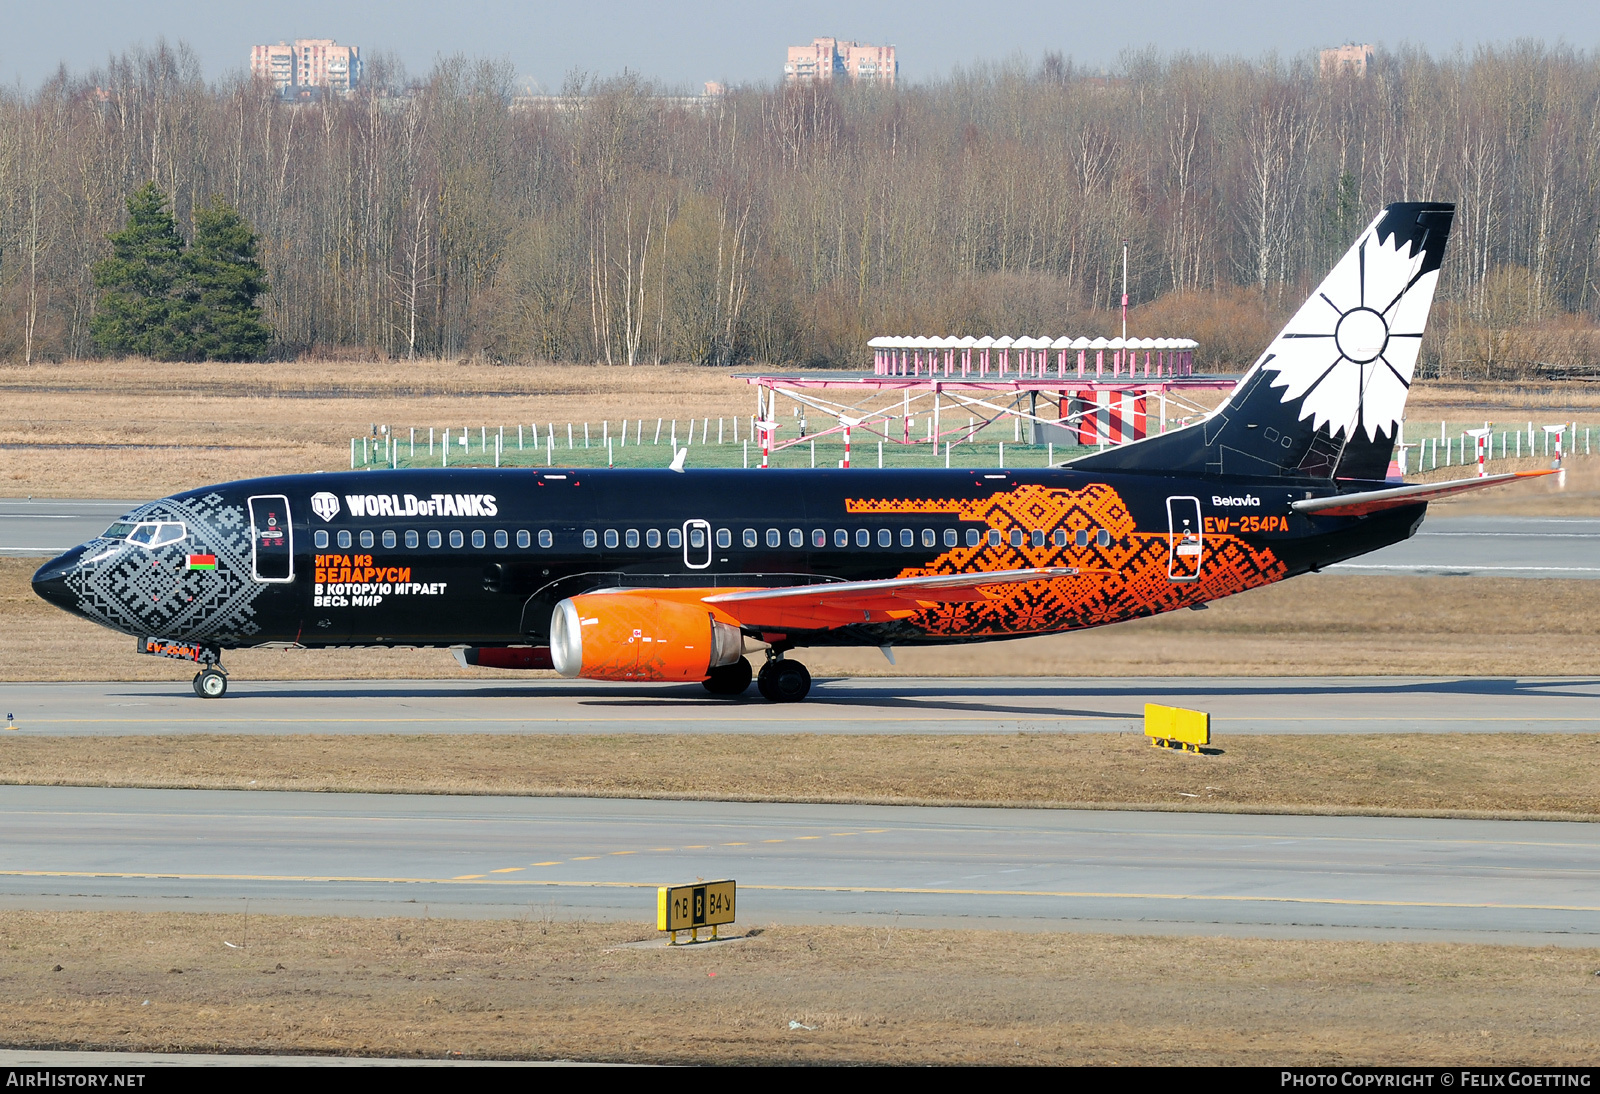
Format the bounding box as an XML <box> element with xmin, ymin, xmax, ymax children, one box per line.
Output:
<box><xmin>0</xmin><ymin>498</ymin><xmax>142</xmax><ymax>557</ymax></box>
<box><xmin>2</xmin><ymin>786</ymin><xmax>1595</xmax><ymax>944</ymax></box>
<box><xmin>4</xmin><ymin>675</ymin><xmax>1598</xmax><ymax>735</ymax></box>
<box><xmin>1328</xmin><ymin>515</ymin><xmax>1600</xmax><ymax>578</ymax></box>
<box><xmin>3</xmin><ymin>499</ymin><xmax>1596</xmax><ymax>577</ymax></box>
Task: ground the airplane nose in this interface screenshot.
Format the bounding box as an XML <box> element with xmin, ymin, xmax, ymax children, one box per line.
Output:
<box><xmin>31</xmin><ymin>547</ymin><xmax>87</xmax><ymax>614</ymax></box>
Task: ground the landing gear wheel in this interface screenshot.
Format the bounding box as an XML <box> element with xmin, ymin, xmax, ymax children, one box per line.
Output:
<box><xmin>757</xmin><ymin>659</ymin><xmax>811</xmax><ymax>702</ymax></box>
<box><xmin>193</xmin><ymin>668</ymin><xmax>228</xmax><ymax>699</ymax></box>
<box><xmin>703</xmin><ymin>656</ymin><xmax>753</xmax><ymax>696</ymax></box>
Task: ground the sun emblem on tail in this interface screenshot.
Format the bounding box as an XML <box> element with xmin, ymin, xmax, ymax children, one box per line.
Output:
<box><xmin>1260</xmin><ymin>207</ymin><xmax>1448</xmax><ymax>443</ymax></box>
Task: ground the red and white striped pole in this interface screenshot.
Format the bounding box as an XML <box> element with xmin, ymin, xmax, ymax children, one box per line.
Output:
<box><xmin>842</xmin><ymin>420</ymin><xmax>852</xmax><ymax>468</ymax></box>
<box><xmin>757</xmin><ymin>419</ymin><xmax>776</xmax><ymax>468</ymax></box>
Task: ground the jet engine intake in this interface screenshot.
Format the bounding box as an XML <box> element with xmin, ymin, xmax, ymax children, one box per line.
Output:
<box><xmin>549</xmin><ymin>593</ymin><xmax>744</xmax><ymax>681</ymax></box>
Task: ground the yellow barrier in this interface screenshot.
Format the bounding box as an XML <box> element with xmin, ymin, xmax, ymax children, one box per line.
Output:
<box><xmin>657</xmin><ymin>879</ymin><xmax>736</xmax><ymax>944</ymax></box>
<box><xmin>1144</xmin><ymin>703</ymin><xmax>1210</xmax><ymax>753</ymax></box>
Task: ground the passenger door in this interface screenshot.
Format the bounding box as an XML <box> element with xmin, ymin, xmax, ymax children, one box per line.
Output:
<box><xmin>248</xmin><ymin>495</ymin><xmax>295</xmax><ymax>583</ymax></box>
<box><xmin>682</xmin><ymin>519</ymin><xmax>711</xmax><ymax>570</ymax></box>
<box><xmin>1166</xmin><ymin>496</ymin><xmax>1202</xmax><ymax>582</ymax></box>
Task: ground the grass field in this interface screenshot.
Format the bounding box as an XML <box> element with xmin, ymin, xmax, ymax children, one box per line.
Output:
<box><xmin>8</xmin><ymin>358</ymin><xmax>1600</xmax><ymax>497</ymax></box>
<box><xmin>1</xmin><ymin>911</ymin><xmax>1593</xmax><ymax>1064</ymax></box>
<box><xmin>1</xmin><ymin>731</ymin><xmax>1595</xmax><ymax>819</ymax></box>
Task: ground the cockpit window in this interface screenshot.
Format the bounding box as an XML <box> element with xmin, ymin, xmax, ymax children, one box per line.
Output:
<box><xmin>126</xmin><ymin>521</ymin><xmax>186</xmax><ymax>549</ymax></box>
<box><xmin>103</xmin><ymin>522</ymin><xmax>135</xmax><ymax>539</ymax></box>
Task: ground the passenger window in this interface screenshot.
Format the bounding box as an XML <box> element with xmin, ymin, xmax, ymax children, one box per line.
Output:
<box><xmin>1053</xmin><ymin>530</ymin><xmax>1067</xmax><ymax>547</ymax></box>
<box><xmin>471</xmin><ymin>530</ymin><xmax>486</xmax><ymax>549</ymax></box>
<box><xmin>1075</xmin><ymin>529</ymin><xmax>1089</xmax><ymax>547</ymax></box>
<box><xmin>877</xmin><ymin>529</ymin><xmax>892</xmax><ymax>547</ymax></box>
<box><xmin>495</xmin><ymin>529</ymin><xmax>509</xmax><ymax>549</ymax></box>
<box><xmin>1031</xmin><ymin>530</ymin><xmax>1045</xmax><ymax>547</ymax></box>
<box><xmin>689</xmin><ymin>527</ymin><xmax>706</xmax><ymax>549</ymax></box>
<box><xmin>337</xmin><ymin>530</ymin><xmax>352</xmax><ymax>549</ymax></box>
<box><xmin>766</xmin><ymin>529</ymin><xmax>781</xmax><ymax>548</ymax></box>
<box><xmin>450</xmin><ymin>530</ymin><xmax>465</xmax><ymax>549</ymax></box>
<box><xmin>583</xmin><ymin>530</ymin><xmax>597</xmax><ymax>548</ymax></box>
<box><xmin>716</xmin><ymin>529</ymin><xmax>731</xmax><ymax>549</ymax></box>
<box><xmin>812</xmin><ymin>529</ymin><xmax>826</xmax><ymax>548</ymax></box>
<box><xmin>604</xmin><ymin>529</ymin><xmax>619</xmax><ymax>549</ymax></box>
<box><xmin>406</xmin><ymin>530</ymin><xmax>419</xmax><ymax>549</ymax></box>
<box><xmin>945</xmin><ymin>529</ymin><xmax>958</xmax><ymax>547</ymax></box>
<box><xmin>922</xmin><ymin>529</ymin><xmax>936</xmax><ymax>547</ymax></box>
<box><xmin>789</xmin><ymin>529</ymin><xmax>804</xmax><ymax>548</ymax></box>
<box><xmin>987</xmin><ymin>530</ymin><xmax>1001</xmax><ymax>546</ymax></box>
<box><xmin>1010</xmin><ymin>530</ymin><xmax>1024</xmax><ymax>547</ymax></box>
<box><xmin>835</xmin><ymin>529</ymin><xmax>848</xmax><ymax>548</ymax></box>
<box><xmin>428</xmin><ymin>530</ymin><xmax>442</xmax><ymax>548</ymax></box>
<box><xmin>856</xmin><ymin>528</ymin><xmax>871</xmax><ymax>547</ymax></box>
<box><xmin>383</xmin><ymin>531</ymin><xmax>397</xmax><ymax>549</ymax></box>
<box><xmin>646</xmin><ymin>529</ymin><xmax>661</xmax><ymax>548</ymax></box>
<box><xmin>667</xmin><ymin>528</ymin><xmax>682</xmax><ymax>548</ymax></box>
<box><xmin>743</xmin><ymin>529</ymin><xmax>758</xmax><ymax>548</ymax></box>
<box><xmin>899</xmin><ymin>529</ymin><xmax>913</xmax><ymax>547</ymax></box>
<box><xmin>360</xmin><ymin>530</ymin><xmax>374</xmax><ymax>549</ymax></box>
<box><xmin>313</xmin><ymin>530</ymin><xmax>329</xmax><ymax>549</ymax></box>
<box><xmin>627</xmin><ymin>529</ymin><xmax>641</xmax><ymax>548</ymax></box>
<box><xmin>538</xmin><ymin>530</ymin><xmax>553</xmax><ymax>548</ymax></box>
<box><xmin>966</xmin><ymin>529</ymin><xmax>980</xmax><ymax>547</ymax></box>
<box><xmin>516</xmin><ymin>530</ymin><xmax>530</xmax><ymax>548</ymax></box>
<box><xmin>1097</xmin><ymin>529</ymin><xmax>1111</xmax><ymax>547</ymax></box>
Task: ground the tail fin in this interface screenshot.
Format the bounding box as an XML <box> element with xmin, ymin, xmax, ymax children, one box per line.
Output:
<box><xmin>1073</xmin><ymin>201</ymin><xmax>1455</xmax><ymax>481</ymax></box>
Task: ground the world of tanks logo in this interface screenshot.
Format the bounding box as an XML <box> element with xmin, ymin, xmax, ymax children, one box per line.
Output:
<box><xmin>310</xmin><ymin>492</ymin><xmax>341</xmax><ymax>522</ymax></box>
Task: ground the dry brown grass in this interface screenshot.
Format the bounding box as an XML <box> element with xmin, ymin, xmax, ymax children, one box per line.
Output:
<box><xmin>6</xmin><ymin>558</ymin><xmax>1599</xmax><ymax>681</ymax></box>
<box><xmin>0</xmin><ymin>359</ymin><xmax>752</xmax><ymax>498</ymax></box>
<box><xmin>2</xmin><ymin>911</ymin><xmax>1594</xmax><ymax>1064</ymax></box>
<box><xmin>2</xmin><ymin>732</ymin><xmax>1596</xmax><ymax>819</ymax></box>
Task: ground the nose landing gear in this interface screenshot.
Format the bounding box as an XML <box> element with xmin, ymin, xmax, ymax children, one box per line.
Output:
<box><xmin>192</xmin><ymin>666</ymin><xmax>228</xmax><ymax>699</ymax></box>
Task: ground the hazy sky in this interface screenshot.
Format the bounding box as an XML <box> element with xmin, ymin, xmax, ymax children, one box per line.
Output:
<box><xmin>6</xmin><ymin>1</ymin><xmax>1598</xmax><ymax>91</ymax></box>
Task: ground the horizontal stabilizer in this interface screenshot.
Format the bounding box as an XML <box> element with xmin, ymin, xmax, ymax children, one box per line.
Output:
<box><xmin>1290</xmin><ymin>470</ymin><xmax>1555</xmax><ymax>518</ymax></box>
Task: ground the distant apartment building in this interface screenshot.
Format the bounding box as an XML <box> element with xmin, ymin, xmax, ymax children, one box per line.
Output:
<box><xmin>1320</xmin><ymin>43</ymin><xmax>1374</xmax><ymax>78</ymax></box>
<box><xmin>251</xmin><ymin>38</ymin><xmax>362</xmax><ymax>96</ymax></box>
<box><xmin>784</xmin><ymin>38</ymin><xmax>897</xmax><ymax>85</ymax></box>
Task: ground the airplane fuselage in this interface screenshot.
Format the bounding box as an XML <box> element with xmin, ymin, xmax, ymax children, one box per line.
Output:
<box><xmin>32</xmin><ymin>466</ymin><xmax>1421</xmax><ymax>656</ymax></box>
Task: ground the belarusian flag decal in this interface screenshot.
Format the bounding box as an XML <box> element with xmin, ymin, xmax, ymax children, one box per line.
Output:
<box><xmin>187</xmin><ymin>554</ymin><xmax>217</xmax><ymax>571</ymax></box>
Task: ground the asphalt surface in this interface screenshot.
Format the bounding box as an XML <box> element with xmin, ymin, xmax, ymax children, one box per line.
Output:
<box><xmin>2</xmin><ymin>786</ymin><xmax>1595</xmax><ymax>944</ymax></box>
<box><xmin>4</xmin><ymin>675</ymin><xmax>1597</xmax><ymax>735</ymax></box>
<box><xmin>0</xmin><ymin>498</ymin><xmax>143</xmax><ymax>557</ymax></box>
<box><xmin>1328</xmin><ymin>515</ymin><xmax>1600</xmax><ymax>579</ymax></box>
<box><xmin>3</xmin><ymin>498</ymin><xmax>1598</xmax><ymax>577</ymax></box>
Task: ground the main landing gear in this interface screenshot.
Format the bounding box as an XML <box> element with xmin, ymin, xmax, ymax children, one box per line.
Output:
<box><xmin>756</xmin><ymin>653</ymin><xmax>811</xmax><ymax>703</ymax></box>
<box><xmin>192</xmin><ymin>666</ymin><xmax>228</xmax><ymax>699</ymax></box>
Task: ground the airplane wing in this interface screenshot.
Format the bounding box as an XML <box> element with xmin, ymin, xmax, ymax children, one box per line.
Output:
<box><xmin>1290</xmin><ymin>470</ymin><xmax>1556</xmax><ymax>518</ymax></box>
<box><xmin>703</xmin><ymin>567</ymin><xmax>1093</xmax><ymax>628</ymax></box>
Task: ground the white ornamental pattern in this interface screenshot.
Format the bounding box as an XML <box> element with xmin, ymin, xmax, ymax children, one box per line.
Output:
<box><xmin>1258</xmin><ymin>209</ymin><xmax>1443</xmax><ymax>443</ymax></box>
<box><xmin>66</xmin><ymin>491</ymin><xmax>264</xmax><ymax>643</ymax></box>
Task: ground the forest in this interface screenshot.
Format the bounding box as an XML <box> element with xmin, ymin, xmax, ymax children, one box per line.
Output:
<box><xmin>0</xmin><ymin>41</ymin><xmax>1598</xmax><ymax>374</ymax></box>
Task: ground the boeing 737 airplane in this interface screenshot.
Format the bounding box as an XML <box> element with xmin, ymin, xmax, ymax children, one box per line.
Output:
<box><xmin>32</xmin><ymin>201</ymin><xmax>1547</xmax><ymax>701</ymax></box>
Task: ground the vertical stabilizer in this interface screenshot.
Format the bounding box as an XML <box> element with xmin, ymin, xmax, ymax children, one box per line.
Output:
<box><xmin>1073</xmin><ymin>202</ymin><xmax>1455</xmax><ymax>480</ymax></box>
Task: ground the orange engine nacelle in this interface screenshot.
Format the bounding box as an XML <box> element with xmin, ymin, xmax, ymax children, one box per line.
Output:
<box><xmin>549</xmin><ymin>592</ymin><xmax>745</xmax><ymax>681</ymax></box>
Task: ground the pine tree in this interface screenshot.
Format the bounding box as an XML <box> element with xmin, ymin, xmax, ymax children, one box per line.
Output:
<box><xmin>90</xmin><ymin>183</ymin><xmax>189</xmax><ymax>358</ymax></box>
<box><xmin>184</xmin><ymin>196</ymin><xmax>271</xmax><ymax>361</ymax></box>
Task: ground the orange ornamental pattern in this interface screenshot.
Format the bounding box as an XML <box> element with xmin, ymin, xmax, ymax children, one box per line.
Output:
<box><xmin>846</xmin><ymin>482</ymin><xmax>1287</xmax><ymax>637</ymax></box>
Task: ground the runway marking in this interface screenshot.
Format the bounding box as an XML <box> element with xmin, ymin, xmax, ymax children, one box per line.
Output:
<box><xmin>1</xmin><ymin>869</ymin><xmax>1595</xmax><ymax>914</ymax></box>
